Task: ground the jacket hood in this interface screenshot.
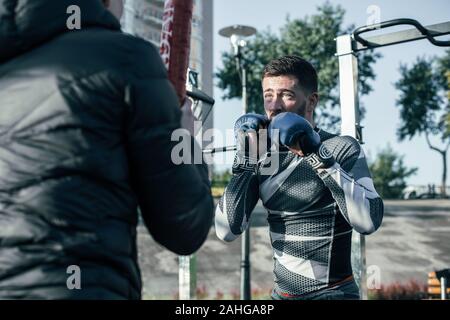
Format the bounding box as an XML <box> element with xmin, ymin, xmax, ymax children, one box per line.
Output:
<box><xmin>0</xmin><ymin>0</ymin><xmax>121</xmax><ymax>62</ymax></box>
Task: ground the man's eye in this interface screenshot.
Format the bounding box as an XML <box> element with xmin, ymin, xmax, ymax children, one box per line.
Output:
<box><xmin>282</xmin><ymin>93</ymin><xmax>294</xmax><ymax>99</ymax></box>
<box><xmin>264</xmin><ymin>95</ymin><xmax>273</xmax><ymax>100</ymax></box>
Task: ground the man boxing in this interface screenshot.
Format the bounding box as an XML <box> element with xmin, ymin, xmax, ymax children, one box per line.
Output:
<box><xmin>215</xmin><ymin>55</ymin><xmax>383</xmax><ymax>300</ymax></box>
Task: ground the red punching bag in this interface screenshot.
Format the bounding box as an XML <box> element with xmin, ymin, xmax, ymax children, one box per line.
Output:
<box><xmin>160</xmin><ymin>0</ymin><xmax>194</xmax><ymax>106</ymax></box>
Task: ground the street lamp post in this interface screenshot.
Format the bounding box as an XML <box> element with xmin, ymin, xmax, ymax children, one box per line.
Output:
<box><xmin>219</xmin><ymin>24</ymin><xmax>256</xmax><ymax>301</ymax></box>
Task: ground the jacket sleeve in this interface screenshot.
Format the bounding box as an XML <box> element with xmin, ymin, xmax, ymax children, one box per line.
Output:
<box><xmin>317</xmin><ymin>140</ymin><xmax>384</xmax><ymax>235</ymax></box>
<box><xmin>125</xmin><ymin>44</ymin><xmax>213</xmax><ymax>255</ymax></box>
<box><xmin>215</xmin><ymin>158</ymin><xmax>260</xmax><ymax>242</ymax></box>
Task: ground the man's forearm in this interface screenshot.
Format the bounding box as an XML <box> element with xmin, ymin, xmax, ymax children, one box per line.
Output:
<box><xmin>317</xmin><ymin>163</ymin><xmax>384</xmax><ymax>235</ymax></box>
<box><xmin>215</xmin><ymin>170</ymin><xmax>259</xmax><ymax>242</ymax></box>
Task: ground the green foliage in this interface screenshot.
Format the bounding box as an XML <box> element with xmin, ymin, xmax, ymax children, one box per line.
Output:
<box><xmin>395</xmin><ymin>56</ymin><xmax>445</xmax><ymax>140</ymax></box>
<box><xmin>395</xmin><ymin>50</ymin><xmax>449</xmax><ymax>195</ymax></box>
<box><xmin>369</xmin><ymin>146</ymin><xmax>418</xmax><ymax>199</ymax></box>
<box><xmin>211</xmin><ymin>169</ymin><xmax>232</xmax><ymax>187</ymax></box>
<box><xmin>216</xmin><ymin>2</ymin><xmax>381</xmax><ymax>130</ymax></box>
<box><xmin>437</xmin><ymin>49</ymin><xmax>450</xmax><ymax>91</ymax></box>
<box><xmin>436</xmin><ymin>49</ymin><xmax>450</xmax><ymax>138</ymax></box>
<box><xmin>445</xmin><ymin>111</ymin><xmax>450</xmax><ymax>139</ymax></box>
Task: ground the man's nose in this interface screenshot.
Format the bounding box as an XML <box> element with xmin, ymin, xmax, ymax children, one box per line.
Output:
<box><xmin>265</xmin><ymin>98</ymin><xmax>283</xmax><ymax>112</ymax></box>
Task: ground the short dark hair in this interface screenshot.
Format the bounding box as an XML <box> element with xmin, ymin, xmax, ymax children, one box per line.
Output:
<box><xmin>262</xmin><ymin>55</ymin><xmax>318</xmax><ymax>94</ymax></box>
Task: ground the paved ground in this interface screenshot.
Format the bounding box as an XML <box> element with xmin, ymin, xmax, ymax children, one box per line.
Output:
<box><xmin>137</xmin><ymin>223</ymin><xmax>274</xmax><ymax>299</ymax></box>
<box><xmin>366</xmin><ymin>200</ymin><xmax>450</xmax><ymax>284</ymax></box>
<box><xmin>137</xmin><ymin>199</ymin><xmax>450</xmax><ymax>299</ymax></box>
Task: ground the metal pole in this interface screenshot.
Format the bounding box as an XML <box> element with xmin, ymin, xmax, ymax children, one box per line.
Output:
<box><xmin>179</xmin><ymin>255</ymin><xmax>197</xmax><ymax>299</ymax></box>
<box><xmin>440</xmin><ymin>277</ymin><xmax>447</xmax><ymax>300</ymax></box>
<box><xmin>241</xmin><ymin>228</ymin><xmax>251</xmax><ymax>300</ymax></box>
<box><xmin>242</xmin><ymin>67</ymin><xmax>247</xmax><ymax>115</ymax></box>
<box><xmin>239</xmin><ymin>60</ymin><xmax>252</xmax><ymax>300</ymax></box>
<box><xmin>218</xmin><ymin>24</ymin><xmax>256</xmax><ymax>301</ymax></box>
<box><xmin>336</xmin><ymin>34</ymin><xmax>367</xmax><ymax>300</ymax></box>
<box><xmin>203</xmin><ymin>145</ymin><xmax>237</xmax><ymax>154</ymax></box>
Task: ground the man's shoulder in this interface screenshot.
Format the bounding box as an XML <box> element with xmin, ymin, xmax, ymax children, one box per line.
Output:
<box><xmin>328</xmin><ymin>135</ymin><xmax>360</xmax><ymax>150</ymax></box>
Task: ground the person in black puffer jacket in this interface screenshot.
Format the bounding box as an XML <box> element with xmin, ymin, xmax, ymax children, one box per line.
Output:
<box><xmin>0</xmin><ymin>0</ymin><xmax>214</xmax><ymax>299</ymax></box>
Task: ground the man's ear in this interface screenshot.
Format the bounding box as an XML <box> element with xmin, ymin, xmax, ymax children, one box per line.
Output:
<box><xmin>307</xmin><ymin>92</ymin><xmax>319</xmax><ymax>113</ymax></box>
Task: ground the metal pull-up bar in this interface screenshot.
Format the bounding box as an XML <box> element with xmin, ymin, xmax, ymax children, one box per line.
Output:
<box><xmin>353</xmin><ymin>19</ymin><xmax>450</xmax><ymax>51</ymax></box>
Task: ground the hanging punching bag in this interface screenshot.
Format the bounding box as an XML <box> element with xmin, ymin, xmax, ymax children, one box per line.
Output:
<box><xmin>160</xmin><ymin>0</ymin><xmax>194</xmax><ymax>106</ymax></box>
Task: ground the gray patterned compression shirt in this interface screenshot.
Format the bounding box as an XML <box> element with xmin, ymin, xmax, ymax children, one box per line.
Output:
<box><xmin>215</xmin><ymin>128</ymin><xmax>384</xmax><ymax>298</ymax></box>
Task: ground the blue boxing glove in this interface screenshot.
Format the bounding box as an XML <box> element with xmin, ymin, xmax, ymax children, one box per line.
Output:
<box><xmin>233</xmin><ymin>113</ymin><xmax>270</xmax><ymax>172</ymax></box>
<box><xmin>268</xmin><ymin>112</ymin><xmax>320</xmax><ymax>153</ymax></box>
<box><xmin>269</xmin><ymin>112</ymin><xmax>335</xmax><ymax>169</ymax></box>
<box><xmin>234</xmin><ymin>113</ymin><xmax>270</xmax><ymax>137</ymax></box>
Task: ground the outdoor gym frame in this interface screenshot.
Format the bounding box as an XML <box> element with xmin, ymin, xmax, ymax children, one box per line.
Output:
<box><xmin>336</xmin><ymin>18</ymin><xmax>450</xmax><ymax>300</ymax></box>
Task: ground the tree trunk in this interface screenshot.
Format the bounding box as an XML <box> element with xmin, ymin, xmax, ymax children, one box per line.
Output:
<box><xmin>425</xmin><ymin>134</ymin><xmax>448</xmax><ymax>198</ymax></box>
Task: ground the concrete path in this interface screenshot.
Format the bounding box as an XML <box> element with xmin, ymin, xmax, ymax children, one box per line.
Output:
<box><xmin>137</xmin><ymin>199</ymin><xmax>450</xmax><ymax>299</ymax></box>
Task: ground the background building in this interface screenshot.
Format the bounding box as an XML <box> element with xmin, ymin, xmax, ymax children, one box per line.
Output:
<box><xmin>122</xmin><ymin>1</ymin><xmax>214</xmax><ymax>170</ymax></box>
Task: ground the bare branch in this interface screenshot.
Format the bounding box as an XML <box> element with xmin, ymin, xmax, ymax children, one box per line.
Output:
<box><xmin>425</xmin><ymin>132</ymin><xmax>445</xmax><ymax>154</ymax></box>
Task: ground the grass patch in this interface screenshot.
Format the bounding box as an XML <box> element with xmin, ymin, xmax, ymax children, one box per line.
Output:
<box><xmin>368</xmin><ymin>280</ymin><xmax>428</xmax><ymax>300</ymax></box>
<box><xmin>143</xmin><ymin>286</ymin><xmax>272</xmax><ymax>300</ymax></box>
<box><xmin>211</xmin><ymin>186</ymin><xmax>225</xmax><ymax>198</ymax></box>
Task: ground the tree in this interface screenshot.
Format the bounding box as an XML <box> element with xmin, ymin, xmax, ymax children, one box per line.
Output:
<box><xmin>369</xmin><ymin>146</ymin><xmax>418</xmax><ymax>199</ymax></box>
<box><xmin>216</xmin><ymin>2</ymin><xmax>381</xmax><ymax>130</ymax></box>
<box><xmin>211</xmin><ymin>169</ymin><xmax>232</xmax><ymax>187</ymax></box>
<box><xmin>395</xmin><ymin>50</ymin><xmax>450</xmax><ymax>197</ymax></box>
<box><xmin>437</xmin><ymin>50</ymin><xmax>450</xmax><ymax>138</ymax></box>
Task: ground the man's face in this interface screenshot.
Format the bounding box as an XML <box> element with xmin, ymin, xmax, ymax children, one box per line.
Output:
<box><xmin>262</xmin><ymin>75</ymin><xmax>309</xmax><ymax>120</ymax></box>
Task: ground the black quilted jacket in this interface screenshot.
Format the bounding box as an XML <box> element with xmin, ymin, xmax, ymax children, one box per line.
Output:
<box><xmin>0</xmin><ymin>0</ymin><xmax>213</xmax><ymax>299</ymax></box>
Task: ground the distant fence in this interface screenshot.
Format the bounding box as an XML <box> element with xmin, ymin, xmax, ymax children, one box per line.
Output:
<box><xmin>402</xmin><ymin>185</ymin><xmax>450</xmax><ymax>199</ymax></box>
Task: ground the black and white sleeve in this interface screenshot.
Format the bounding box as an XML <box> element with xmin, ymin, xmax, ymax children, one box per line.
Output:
<box><xmin>316</xmin><ymin>143</ymin><xmax>384</xmax><ymax>235</ymax></box>
<box><xmin>214</xmin><ymin>157</ymin><xmax>260</xmax><ymax>242</ymax></box>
